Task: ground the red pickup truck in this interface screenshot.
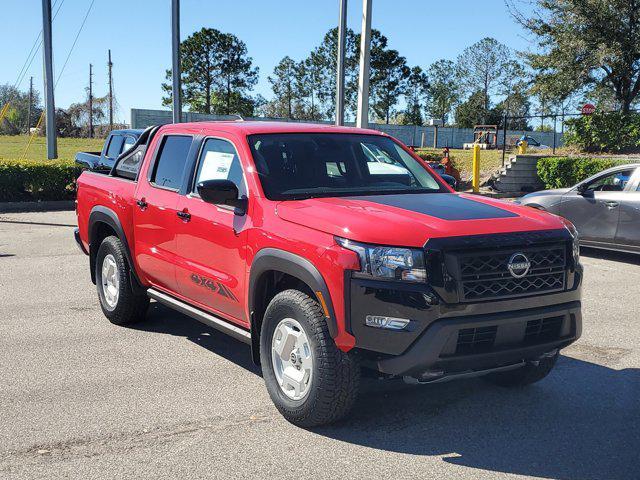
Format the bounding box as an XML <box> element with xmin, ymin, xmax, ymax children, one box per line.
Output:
<box><xmin>75</xmin><ymin>121</ymin><xmax>582</xmax><ymax>427</ymax></box>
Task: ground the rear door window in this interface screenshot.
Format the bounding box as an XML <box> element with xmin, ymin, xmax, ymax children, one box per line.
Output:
<box><xmin>151</xmin><ymin>135</ymin><xmax>193</xmax><ymax>190</ymax></box>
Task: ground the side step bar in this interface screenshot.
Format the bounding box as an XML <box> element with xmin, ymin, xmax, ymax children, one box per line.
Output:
<box><xmin>147</xmin><ymin>288</ymin><xmax>251</xmax><ymax>344</ymax></box>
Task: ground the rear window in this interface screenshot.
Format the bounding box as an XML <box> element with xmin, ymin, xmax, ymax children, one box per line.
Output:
<box><xmin>151</xmin><ymin>135</ymin><xmax>192</xmax><ymax>190</ymax></box>
<box><xmin>106</xmin><ymin>135</ymin><xmax>124</xmax><ymax>158</ymax></box>
<box><xmin>114</xmin><ymin>148</ymin><xmax>144</xmax><ymax>180</ymax></box>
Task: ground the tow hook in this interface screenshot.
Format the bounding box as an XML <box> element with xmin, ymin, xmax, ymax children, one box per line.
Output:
<box><xmin>528</xmin><ymin>349</ymin><xmax>559</xmax><ymax>366</ymax></box>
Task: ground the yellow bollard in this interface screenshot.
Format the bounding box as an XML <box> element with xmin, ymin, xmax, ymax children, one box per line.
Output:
<box><xmin>472</xmin><ymin>144</ymin><xmax>480</xmax><ymax>193</ymax></box>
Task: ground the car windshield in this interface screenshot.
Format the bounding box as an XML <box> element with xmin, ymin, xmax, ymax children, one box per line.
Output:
<box><xmin>248</xmin><ymin>133</ymin><xmax>443</xmax><ymax>200</ymax></box>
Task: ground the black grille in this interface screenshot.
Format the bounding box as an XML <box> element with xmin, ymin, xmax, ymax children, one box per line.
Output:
<box><xmin>456</xmin><ymin>326</ymin><xmax>498</xmax><ymax>354</ymax></box>
<box><xmin>524</xmin><ymin>316</ymin><xmax>564</xmax><ymax>345</ymax></box>
<box><xmin>456</xmin><ymin>244</ymin><xmax>567</xmax><ymax>301</ymax></box>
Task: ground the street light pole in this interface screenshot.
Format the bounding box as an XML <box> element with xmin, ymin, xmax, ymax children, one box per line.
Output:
<box><xmin>171</xmin><ymin>0</ymin><xmax>182</xmax><ymax>123</ymax></box>
<box><xmin>335</xmin><ymin>0</ymin><xmax>347</xmax><ymax>126</ymax></box>
<box><xmin>41</xmin><ymin>0</ymin><xmax>57</xmax><ymax>158</ymax></box>
<box><xmin>356</xmin><ymin>0</ymin><xmax>372</xmax><ymax>129</ymax></box>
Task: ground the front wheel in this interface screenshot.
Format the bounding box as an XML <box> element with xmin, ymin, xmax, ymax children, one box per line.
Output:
<box><xmin>260</xmin><ymin>289</ymin><xmax>360</xmax><ymax>427</ymax></box>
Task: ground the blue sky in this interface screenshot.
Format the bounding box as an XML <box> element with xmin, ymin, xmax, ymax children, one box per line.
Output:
<box><xmin>1</xmin><ymin>0</ymin><xmax>536</xmax><ymax>123</ymax></box>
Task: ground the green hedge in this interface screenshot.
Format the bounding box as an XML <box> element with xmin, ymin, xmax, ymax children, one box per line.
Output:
<box><xmin>537</xmin><ymin>157</ymin><xmax>626</xmax><ymax>189</ymax></box>
<box><xmin>0</xmin><ymin>159</ymin><xmax>82</xmax><ymax>202</ymax></box>
<box><xmin>564</xmin><ymin>112</ymin><xmax>640</xmax><ymax>153</ymax></box>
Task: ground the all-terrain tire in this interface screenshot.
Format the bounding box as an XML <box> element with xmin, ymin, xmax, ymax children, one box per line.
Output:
<box><xmin>260</xmin><ymin>289</ymin><xmax>360</xmax><ymax>427</ymax></box>
<box><xmin>95</xmin><ymin>235</ymin><xmax>149</xmax><ymax>325</ymax></box>
<box><xmin>483</xmin><ymin>353</ymin><xmax>558</xmax><ymax>387</ymax></box>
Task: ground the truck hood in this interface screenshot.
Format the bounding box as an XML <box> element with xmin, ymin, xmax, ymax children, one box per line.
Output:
<box><xmin>276</xmin><ymin>193</ymin><xmax>566</xmax><ymax>247</ymax></box>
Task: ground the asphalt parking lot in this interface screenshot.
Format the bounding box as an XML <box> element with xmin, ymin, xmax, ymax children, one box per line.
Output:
<box><xmin>0</xmin><ymin>210</ymin><xmax>638</xmax><ymax>480</ymax></box>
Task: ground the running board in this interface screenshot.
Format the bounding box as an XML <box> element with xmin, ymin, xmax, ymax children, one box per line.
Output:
<box><xmin>147</xmin><ymin>288</ymin><xmax>251</xmax><ymax>344</ymax></box>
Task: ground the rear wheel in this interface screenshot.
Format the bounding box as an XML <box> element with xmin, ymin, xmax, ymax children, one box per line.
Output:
<box><xmin>95</xmin><ymin>236</ymin><xmax>149</xmax><ymax>325</ymax></box>
<box><xmin>483</xmin><ymin>353</ymin><xmax>558</xmax><ymax>387</ymax></box>
<box><xmin>260</xmin><ymin>289</ymin><xmax>360</xmax><ymax>427</ymax></box>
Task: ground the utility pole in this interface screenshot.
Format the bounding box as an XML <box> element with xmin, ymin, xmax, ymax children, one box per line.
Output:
<box><xmin>356</xmin><ymin>0</ymin><xmax>372</xmax><ymax>129</ymax></box>
<box><xmin>335</xmin><ymin>0</ymin><xmax>347</xmax><ymax>126</ymax></box>
<box><xmin>171</xmin><ymin>0</ymin><xmax>182</xmax><ymax>123</ymax></box>
<box><xmin>26</xmin><ymin>76</ymin><xmax>33</xmax><ymax>134</ymax></box>
<box><xmin>108</xmin><ymin>50</ymin><xmax>113</xmax><ymax>131</ymax></box>
<box><xmin>41</xmin><ymin>0</ymin><xmax>57</xmax><ymax>158</ymax></box>
<box><xmin>88</xmin><ymin>63</ymin><xmax>93</xmax><ymax>138</ymax></box>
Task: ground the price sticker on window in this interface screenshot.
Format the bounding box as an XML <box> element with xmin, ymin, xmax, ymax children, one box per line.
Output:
<box><xmin>199</xmin><ymin>151</ymin><xmax>235</xmax><ymax>181</ymax></box>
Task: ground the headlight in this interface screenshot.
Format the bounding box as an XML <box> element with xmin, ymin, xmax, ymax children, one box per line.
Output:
<box><xmin>336</xmin><ymin>237</ymin><xmax>427</xmax><ymax>282</ymax></box>
<box><xmin>562</xmin><ymin>219</ymin><xmax>580</xmax><ymax>263</ymax></box>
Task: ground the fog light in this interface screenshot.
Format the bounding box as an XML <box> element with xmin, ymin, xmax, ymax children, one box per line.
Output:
<box><xmin>365</xmin><ymin>315</ymin><xmax>410</xmax><ymax>330</ymax></box>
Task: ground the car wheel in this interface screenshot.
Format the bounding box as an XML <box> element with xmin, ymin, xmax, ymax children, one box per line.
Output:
<box><xmin>483</xmin><ymin>352</ymin><xmax>558</xmax><ymax>387</ymax></box>
<box><xmin>95</xmin><ymin>235</ymin><xmax>149</xmax><ymax>325</ymax></box>
<box><xmin>260</xmin><ymin>289</ymin><xmax>360</xmax><ymax>427</ymax></box>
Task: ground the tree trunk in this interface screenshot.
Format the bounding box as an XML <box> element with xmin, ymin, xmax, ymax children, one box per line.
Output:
<box><xmin>205</xmin><ymin>77</ymin><xmax>211</xmax><ymax>114</ymax></box>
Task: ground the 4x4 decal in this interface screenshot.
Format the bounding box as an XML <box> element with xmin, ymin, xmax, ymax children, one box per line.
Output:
<box><xmin>190</xmin><ymin>273</ymin><xmax>238</xmax><ymax>302</ymax></box>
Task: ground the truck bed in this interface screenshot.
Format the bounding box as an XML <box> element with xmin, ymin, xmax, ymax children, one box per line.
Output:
<box><xmin>75</xmin><ymin>171</ymin><xmax>137</xmax><ymax>254</ymax></box>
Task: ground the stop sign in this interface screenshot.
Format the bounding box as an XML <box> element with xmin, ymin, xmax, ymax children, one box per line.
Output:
<box><xmin>581</xmin><ymin>103</ymin><xmax>596</xmax><ymax>115</ymax></box>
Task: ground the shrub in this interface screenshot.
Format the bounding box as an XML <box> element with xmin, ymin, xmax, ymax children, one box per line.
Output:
<box><xmin>564</xmin><ymin>112</ymin><xmax>640</xmax><ymax>153</ymax></box>
<box><xmin>537</xmin><ymin>156</ymin><xmax>625</xmax><ymax>189</ymax></box>
<box><xmin>0</xmin><ymin>159</ymin><xmax>82</xmax><ymax>202</ymax></box>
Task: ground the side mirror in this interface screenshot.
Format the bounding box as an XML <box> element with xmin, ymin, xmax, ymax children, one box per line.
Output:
<box><xmin>576</xmin><ymin>183</ymin><xmax>589</xmax><ymax>195</ymax></box>
<box><xmin>197</xmin><ymin>179</ymin><xmax>247</xmax><ymax>215</ymax></box>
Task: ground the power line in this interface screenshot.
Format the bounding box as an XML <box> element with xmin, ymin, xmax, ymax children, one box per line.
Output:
<box><xmin>54</xmin><ymin>0</ymin><xmax>96</xmax><ymax>88</ymax></box>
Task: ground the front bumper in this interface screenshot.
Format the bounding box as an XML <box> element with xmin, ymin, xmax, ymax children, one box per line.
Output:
<box><xmin>348</xmin><ymin>274</ymin><xmax>582</xmax><ymax>378</ymax></box>
<box><xmin>376</xmin><ymin>301</ymin><xmax>581</xmax><ymax>378</ymax></box>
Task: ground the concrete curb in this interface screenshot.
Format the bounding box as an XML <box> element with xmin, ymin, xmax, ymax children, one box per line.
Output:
<box><xmin>0</xmin><ymin>200</ymin><xmax>75</xmax><ymax>213</ymax></box>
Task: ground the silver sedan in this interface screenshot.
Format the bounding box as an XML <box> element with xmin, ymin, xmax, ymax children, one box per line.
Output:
<box><xmin>517</xmin><ymin>163</ymin><xmax>640</xmax><ymax>254</ymax></box>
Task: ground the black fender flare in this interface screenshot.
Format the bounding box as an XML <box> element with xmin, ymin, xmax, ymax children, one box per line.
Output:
<box><xmin>248</xmin><ymin>248</ymin><xmax>338</xmax><ymax>341</ymax></box>
<box><xmin>88</xmin><ymin>205</ymin><xmax>144</xmax><ymax>293</ymax></box>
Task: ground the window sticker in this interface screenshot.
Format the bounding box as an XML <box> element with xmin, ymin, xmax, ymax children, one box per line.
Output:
<box><xmin>199</xmin><ymin>151</ymin><xmax>235</xmax><ymax>181</ymax></box>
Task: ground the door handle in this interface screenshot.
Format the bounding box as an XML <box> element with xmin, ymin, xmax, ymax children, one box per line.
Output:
<box><xmin>605</xmin><ymin>201</ymin><xmax>619</xmax><ymax>209</ymax></box>
<box><xmin>176</xmin><ymin>210</ymin><xmax>191</xmax><ymax>221</ymax></box>
<box><xmin>136</xmin><ymin>198</ymin><xmax>147</xmax><ymax>209</ymax></box>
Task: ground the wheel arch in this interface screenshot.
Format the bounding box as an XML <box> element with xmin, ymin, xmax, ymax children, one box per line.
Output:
<box><xmin>88</xmin><ymin>206</ymin><xmax>144</xmax><ymax>293</ymax></box>
<box><xmin>248</xmin><ymin>248</ymin><xmax>338</xmax><ymax>365</ymax></box>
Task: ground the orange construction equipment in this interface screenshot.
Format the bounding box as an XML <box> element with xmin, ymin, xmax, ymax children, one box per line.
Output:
<box><xmin>440</xmin><ymin>147</ymin><xmax>461</xmax><ymax>183</ymax></box>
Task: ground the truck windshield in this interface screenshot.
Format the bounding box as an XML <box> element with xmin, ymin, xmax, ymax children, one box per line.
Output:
<box><xmin>247</xmin><ymin>133</ymin><xmax>443</xmax><ymax>200</ymax></box>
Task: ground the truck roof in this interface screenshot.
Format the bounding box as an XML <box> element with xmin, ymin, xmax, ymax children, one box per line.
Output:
<box><xmin>112</xmin><ymin>128</ymin><xmax>145</xmax><ymax>136</ymax></box>
<box><xmin>157</xmin><ymin>121</ymin><xmax>385</xmax><ymax>137</ymax></box>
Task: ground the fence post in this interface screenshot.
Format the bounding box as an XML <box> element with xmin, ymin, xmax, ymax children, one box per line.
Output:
<box><xmin>472</xmin><ymin>144</ymin><xmax>481</xmax><ymax>193</ymax></box>
<box><xmin>552</xmin><ymin>115</ymin><xmax>557</xmax><ymax>154</ymax></box>
<box><xmin>420</xmin><ymin>131</ymin><xmax>425</xmax><ymax>148</ymax></box>
<box><xmin>433</xmin><ymin>125</ymin><xmax>438</xmax><ymax>148</ymax></box>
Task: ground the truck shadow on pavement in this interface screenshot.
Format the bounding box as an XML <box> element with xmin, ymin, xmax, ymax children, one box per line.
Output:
<box><xmin>138</xmin><ymin>302</ymin><xmax>638</xmax><ymax>480</ymax></box>
<box><xmin>136</xmin><ymin>302</ymin><xmax>261</xmax><ymax>375</ymax></box>
<box><xmin>316</xmin><ymin>356</ymin><xmax>640</xmax><ymax>480</ymax></box>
